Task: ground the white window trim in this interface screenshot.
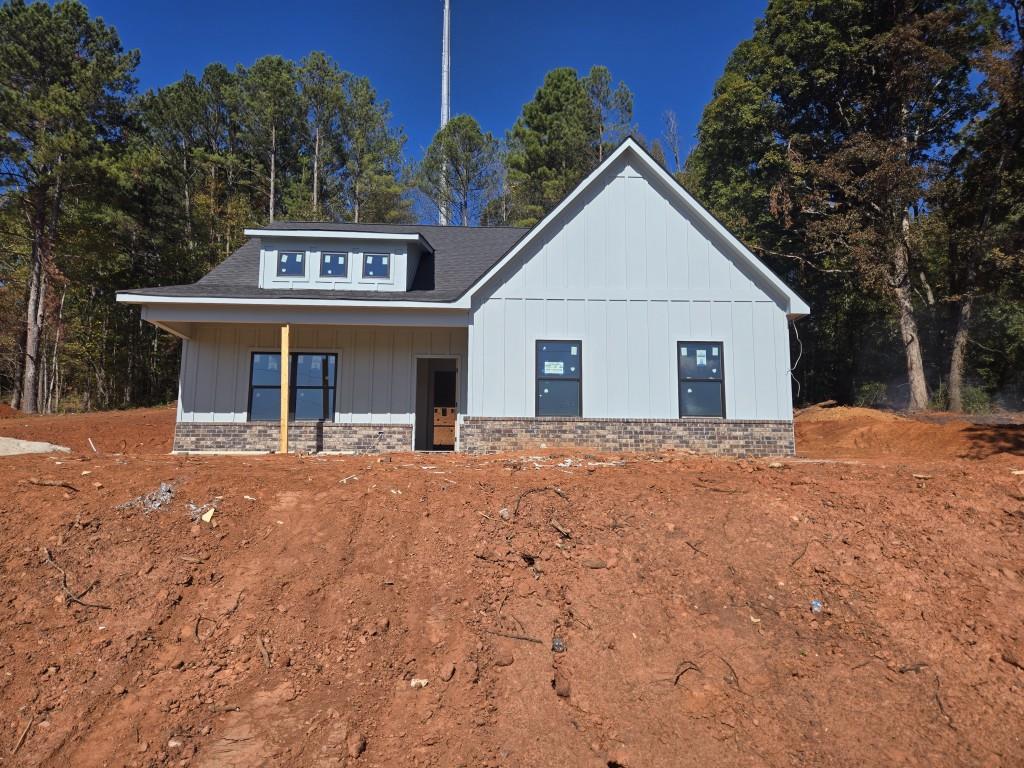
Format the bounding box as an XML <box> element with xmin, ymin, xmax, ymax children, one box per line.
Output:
<box><xmin>357</xmin><ymin>251</ymin><xmax>396</xmax><ymax>286</ymax></box>
<box><xmin>316</xmin><ymin>250</ymin><xmax>354</xmax><ymax>285</ymax></box>
<box><xmin>275</xmin><ymin>249</ymin><xmax>307</xmax><ymax>280</ymax></box>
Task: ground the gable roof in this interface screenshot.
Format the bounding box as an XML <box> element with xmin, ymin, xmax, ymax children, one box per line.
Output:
<box><xmin>118</xmin><ymin>139</ymin><xmax>808</xmax><ymax>317</ymax></box>
<box><xmin>120</xmin><ymin>222</ymin><xmax>528</xmax><ymax>303</ymax></box>
<box><xmin>465</xmin><ymin>137</ymin><xmax>810</xmax><ymax>317</ymax></box>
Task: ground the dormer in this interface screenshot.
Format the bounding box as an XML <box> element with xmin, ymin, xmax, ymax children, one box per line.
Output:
<box><xmin>247</xmin><ymin>228</ymin><xmax>430</xmax><ymax>292</ymax></box>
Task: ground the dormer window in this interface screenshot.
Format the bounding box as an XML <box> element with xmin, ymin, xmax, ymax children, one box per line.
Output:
<box><xmin>277</xmin><ymin>251</ymin><xmax>305</xmax><ymax>277</ymax></box>
<box><xmin>321</xmin><ymin>251</ymin><xmax>348</xmax><ymax>278</ymax></box>
<box><xmin>363</xmin><ymin>253</ymin><xmax>390</xmax><ymax>279</ymax></box>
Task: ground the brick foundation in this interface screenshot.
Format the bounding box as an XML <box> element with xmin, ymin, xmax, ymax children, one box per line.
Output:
<box><xmin>459</xmin><ymin>417</ymin><xmax>795</xmax><ymax>457</ymax></box>
<box><xmin>173</xmin><ymin>422</ymin><xmax>412</xmax><ymax>454</ymax></box>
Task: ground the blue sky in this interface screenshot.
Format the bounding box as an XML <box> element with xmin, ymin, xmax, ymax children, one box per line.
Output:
<box><xmin>86</xmin><ymin>0</ymin><xmax>766</xmax><ymax>169</ymax></box>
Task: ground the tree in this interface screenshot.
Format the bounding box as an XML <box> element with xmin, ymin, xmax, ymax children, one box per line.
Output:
<box><xmin>686</xmin><ymin>0</ymin><xmax>992</xmax><ymax>410</ymax></box>
<box><xmin>339</xmin><ymin>76</ymin><xmax>410</xmax><ymax>223</ymax></box>
<box><xmin>663</xmin><ymin>110</ymin><xmax>682</xmax><ymax>174</ymax></box>
<box><xmin>935</xmin><ymin>0</ymin><xmax>1023</xmax><ymax>410</ymax></box>
<box><xmin>0</xmin><ymin>0</ymin><xmax>138</xmax><ymax>412</ymax></box>
<box><xmin>239</xmin><ymin>56</ymin><xmax>301</xmax><ymax>222</ymax></box>
<box><xmin>417</xmin><ymin>115</ymin><xmax>499</xmax><ymax>226</ymax></box>
<box><xmin>582</xmin><ymin>65</ymin><xmax>634</xmax><ymax>162</ymax></box>
<box><xmin>505</xmin><ymin>68</ymin><xmax>600</xmax><ymax>226</ymax></box>
<box><xmin>298</xmin><ymin>52</ymin><xmax>346</xmax><ymax>218</ymax></box>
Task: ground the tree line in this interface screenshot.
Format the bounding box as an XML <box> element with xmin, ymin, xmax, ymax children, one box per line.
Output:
<box><xmin>1</xmin><ymin>0</ymin><xmax>1021</xmax><ymax>415</ymax></box>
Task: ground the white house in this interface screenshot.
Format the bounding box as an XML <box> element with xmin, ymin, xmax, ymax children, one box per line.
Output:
<box><xmin>117</xmin><ymin>138</ymin><xmax>809</xmax><ymax>455</ymax></box>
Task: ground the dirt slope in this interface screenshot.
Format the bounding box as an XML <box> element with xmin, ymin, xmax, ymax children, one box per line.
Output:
<box><xmin>0</xmin><ymin>407</ymin><xmax>1022</xmax><ymax>767</ymax></box>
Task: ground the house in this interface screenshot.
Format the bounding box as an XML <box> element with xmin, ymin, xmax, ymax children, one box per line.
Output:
<box><xmin>117</xmin><ymin>138</ymin><xmax>809</xmax><ymax>456</ymax></box>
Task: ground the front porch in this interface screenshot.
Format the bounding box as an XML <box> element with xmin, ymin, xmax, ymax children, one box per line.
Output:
<box><xmin>170</xmin><ymin>321</ymin><xmax>467</xmax><ymax>454</ymax></box>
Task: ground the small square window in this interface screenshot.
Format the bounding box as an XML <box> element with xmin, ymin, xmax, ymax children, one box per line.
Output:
<box><xmin>363</xmin><ymin>253</ymin><xmax>391</xmax><ymax>279</ymax></box>
<box><xmin>277</xmin><ymin>251</ymin><xmax>305</xmax><ymax>277</ymax></box>
<box><xmin>321</xmin><ymin>252</ymin><xmax>348</xmax><ymax>278</ymax></box>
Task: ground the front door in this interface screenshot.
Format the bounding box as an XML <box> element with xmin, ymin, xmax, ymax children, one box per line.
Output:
<box><xmin>415</xmin><ymin>358</ymin><xmax>458</xmax><ymax>451</ymax></box>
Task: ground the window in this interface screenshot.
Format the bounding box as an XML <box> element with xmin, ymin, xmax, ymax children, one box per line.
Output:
<box><xmin>362</xmin><ymin>252</ymin><xmax>390</xmax><ymax>279</ymax></box>
<box><xmin>678</xmin><ymin>342</ymin><xmax>724</xmax><ymax>417</ymax></box>
<box><xmin>277</xmin><ymin>251</ymin><xmax>306</xmax><ymax>277</ymax></box>
<box><xmin>248</xmin><ymin>352</ymin><xmax>337</xmax><ymax>422</ymax></box>
<box><xmin>536</xmin><ymin>341</ymin><xmax>582</xmax><ymax>416</ymax></box>
<box><xmin>320</xmin><ymin>251</ymin><xmax>348</xmax><ymax>278</ymax></box>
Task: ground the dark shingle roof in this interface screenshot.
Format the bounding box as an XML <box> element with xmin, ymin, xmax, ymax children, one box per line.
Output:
<box><xmin>123</xmin><ymin>222</ymin><xmax>529</xmax><ymax>302</ymax></box>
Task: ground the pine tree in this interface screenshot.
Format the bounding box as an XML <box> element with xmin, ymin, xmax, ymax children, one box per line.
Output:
<box><xmin>417</xmin><ymin>115</ymin><xmax>499</xmax><ymax>225</ymax></box>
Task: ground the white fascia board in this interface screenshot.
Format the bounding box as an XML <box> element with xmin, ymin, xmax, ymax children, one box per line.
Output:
<box><xmin>116</xmin><ymin>292</ymin><xmax>469</xmax><ymax>310</ymax></box>
<box><xmin>245</xmin><ymin>228</ymin><xmax>429</xmax><ymax>248</ymax></box>
<box><xmin>462</xmin><ymin>138</ymin><xmax>811</xmax><ymax>317</ymax></box>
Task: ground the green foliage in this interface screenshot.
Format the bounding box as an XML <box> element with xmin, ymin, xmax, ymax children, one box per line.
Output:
<box><xmin>417</xmin><ymin>114</ymin><xmax>499</xmax><ymax>225</ymax></box>
<box><xmin>929</xmin><ymin>382</ymin><xmax>993</xmax><ymax>413</ymax></box>
<box><xmin>854</xmin><ymin>381</ymin><xmax>889</xmax><ymax>408</ymax></box>
<box><xmin>504</xmin><ymin>66</ymin><xmax>634</xmax><ymax>226</ymax></box>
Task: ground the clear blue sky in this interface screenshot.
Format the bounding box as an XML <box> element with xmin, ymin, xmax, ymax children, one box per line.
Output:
<box><xmin>86</xmin><ymin>0</ymin><xmax>766</xmax><ymax>168</ymax></box>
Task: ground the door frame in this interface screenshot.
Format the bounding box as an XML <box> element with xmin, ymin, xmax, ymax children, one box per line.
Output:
<box><xmin>412</xmin><ymin>354</ymin><xmax>462</xmax><ymax>451</ymax></box>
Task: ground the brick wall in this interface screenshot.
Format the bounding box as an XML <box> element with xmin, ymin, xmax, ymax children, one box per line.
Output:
<box><xmin>173</xmin><ymin>422</ymin><xmax>412</xmax><ymax>454</ymax></box>
<box><xmin>459</xmin><ymin>417</ymin><xmax>795</xmax><ymax>457</ymax></box>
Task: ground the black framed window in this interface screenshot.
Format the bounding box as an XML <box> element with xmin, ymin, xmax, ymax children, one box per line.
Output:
<box><xmin>276</xmin><ymin>251</ymin><xmax>306</xmax><ymax>277</ymax></box>
<box><xmin>320</xmin><ymin>251</ymin><xmax>348</xmax><ymax>278</ymax></box>
<box><xmin>248</xmin><ymin>352</ymin><xmax>337</xmax><ymax>422</ymax></box>
<box><xmin>536</xmin><ymin>340</ymin><xmax>582</xmax><ymax>416</ymax></box>
<box><xmin>678</xmin><ymin>342</ymin><xmax>724</xmax><ymax>417</ymax></box>
<box><xmin>363</xmin><ymin>252</ymin><xmax>390</xmax><ymax>279</ymax></box>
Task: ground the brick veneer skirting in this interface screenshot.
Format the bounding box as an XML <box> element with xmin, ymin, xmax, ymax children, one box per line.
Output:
<box><xmin>173</xmin><ymin>421</ymin><xmax>412</xmax><ymax>454</ymax></box>
<box><xmin>459</xmin><ymin>417</ymin><xmax>795</xmax><ymax>456</ymax></box>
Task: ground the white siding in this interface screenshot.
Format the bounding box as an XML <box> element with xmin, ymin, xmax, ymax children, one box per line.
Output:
<box><xmin>468</xmin><ymin>156</ymin><xmax>793</xmax><ymax>421</ymax></box>
<box><xmin>178</xmin><ymin>324</ymin><xmax>467</xmax><ymax>424</ymax></box>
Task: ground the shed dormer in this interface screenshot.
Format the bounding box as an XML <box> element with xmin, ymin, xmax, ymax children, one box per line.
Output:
<box><xmin>248</xmin><ymin>228</ymin><xmax>430</xmax><ymax>293</ymax></box>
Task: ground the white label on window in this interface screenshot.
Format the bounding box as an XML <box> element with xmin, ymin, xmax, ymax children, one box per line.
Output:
<box><xmin>366</xmin><ymin>255</ymin><xmax>374</xmax><ymax>264</ymax></box>
<box><xmin>279</xmin><ymin>254</ymin><xmax>287</xmax><ymax>263</ymax></box>
<box><xmin>713</xmin><ymin>347</ymin><xmax>719</xmax><ymax>356</ymax></box>
<box><xmin>570</xmin><ymin>346</ymin><xmax>578</xmax><ymax>356</ymax></box>
<box><xmin>381</xmin><ymin>256</ymin><xmax>388</xmax><ymax>265</ymax></box>
<box><xmin>296</xmin><ymin>253</ymin><xmax>303</xmax><ymax>262</ymax></box>
<box><xmin>697</xmin><ymin>350</ymin><xmax>708</xmax><ymax>366</ymax></box>
<box><xmin>712</xmin><ymin>368</ymin><xmax>718</xmax><ymax>375</ymax></box>
<box><xmin>543</xmin><ymin>387</ymin><xmax>550</xmax><ymax>394</ymax></box>
<box><xmin>687</xmin><ymin>387</ymin><xmax>693</xmax><ymax>393</ymax></box>
<box><xmin>681</xmin><ymin>346</ymin><xmax>688</xmax><ymax>356</ymax></box>
<box><xmin>544</xmin><ymin>361</ymin><xmax>564</xmax><ymax>375</ymax></box>
<box><xmin>325</xmin><ymin>254</ymin><xmax>332</xmax><ymax>262</ymax></box>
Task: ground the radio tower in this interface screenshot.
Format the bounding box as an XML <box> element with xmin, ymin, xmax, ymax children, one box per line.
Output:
<box><xmin>439</xmin><ymin>0</ymin><xmax>451</xmax><ymax>225</ymax></box>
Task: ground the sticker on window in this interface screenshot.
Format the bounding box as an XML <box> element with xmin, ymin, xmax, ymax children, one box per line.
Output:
<box><xmin>381</xmin><ymin>256</ymin><xmax>388</xmax><ymax>265</ymax></box>
<box><xmin>570</xmin><ymin>346</ymin><xmax>578</xmax><ymax>356</ymax></box>
<box><xmin>296</xmin><ymin>253</ymin><xmax>302</xmax><ymax>262</ymax></box>
<box><xmin>280</xmin><ymin>254</ymin><xmax>287</xmax><ymax>263</ymax></box>
<box><xmin>366</xmin><ymin>255</ymin><xmax>374</xmax><ymax>264</ymax></box>
<box><xmin>681</xmin><ymin>346</ymin><xmax>688</xmax><ymax>356</ymax></box>
<box><xmin>712</xmin><ymin>347</ymin><xmax>719</xmax><ymax>356</ymax></box>
<box><xmin>544</xmin><ymin>361</ymin><xmax>565</xmax><ymax>375</ymax></box>
<box><xmin>697</xmin><ymin>350</ymin><xmax>708</xmax><ymax>366</ymax></box>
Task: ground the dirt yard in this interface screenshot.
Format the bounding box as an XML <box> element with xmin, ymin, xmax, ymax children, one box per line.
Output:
<box><xmin>0</xmin><ymin>406</ymin><xmax>1022</xmax><ymax>767</ymax></box>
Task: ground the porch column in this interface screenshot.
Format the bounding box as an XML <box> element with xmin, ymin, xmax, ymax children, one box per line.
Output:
<box><xmin>279</xmin><ymin>323</ymin><xmax>290</xmax><ymax>454</ymax></box>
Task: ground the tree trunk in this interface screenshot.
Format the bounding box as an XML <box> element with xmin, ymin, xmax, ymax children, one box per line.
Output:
<box><xmin>20</xmin><ymin>238</ymin><xmax>45</xmax><ymax>414</ymax></box>
<box><xmin>893</xmin><ymin>209</ymin><xmax>929</xmax><ymax>411</ymax></box>
<box><xmin>269</xmin><ymin>124</ymin><xmax>276</xmax><ymax>222</ymax></box>
<box><xmin>948</xmin><ymin>295</ymin><xmax>972</xmax><ymax>412</ymax></box>
<box><xmin>312</xmin><ymin>125</ymin><xmax>320</xmax><ymax>213</ymax></box>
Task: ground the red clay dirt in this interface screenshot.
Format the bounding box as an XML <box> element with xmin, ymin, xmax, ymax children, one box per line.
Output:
<box><xmin>0</xmin><ymin>405</ymin><xmax>1022</xmax><ymax>767</ymax></box>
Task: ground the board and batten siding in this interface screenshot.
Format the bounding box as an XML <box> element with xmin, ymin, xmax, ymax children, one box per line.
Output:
<box><xmin>467</xmin><ymin>155</ymin><xmax>794</xmax><ymax>421</ymax></box>
<box><xmin>178</xmin><ymin>324</ymin><xmax>467</xmax><ymax>424</ymax></box>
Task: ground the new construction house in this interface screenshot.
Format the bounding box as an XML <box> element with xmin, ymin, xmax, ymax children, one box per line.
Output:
<box><xmin>117</xmin><ymin>138</ymin><xmax>809</xmax><ymax>455</ymax></box>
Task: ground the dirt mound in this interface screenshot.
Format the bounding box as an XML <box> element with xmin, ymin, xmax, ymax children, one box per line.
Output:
<box><xmin>0</xmin><ymin>404</ymin><xmax>175</xmax><ymax>454</ymax></box>
<box><xmin>1</xmin><ymin>438</ymin><xmax>1023</xmax><ymax>766</ymax></box>
<box><xmin>796</xmin><ymin>405</ymin><xmax>1023</xmax><ymax>460</ymax></box>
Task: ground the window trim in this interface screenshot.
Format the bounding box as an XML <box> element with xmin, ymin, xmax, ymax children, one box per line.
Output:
<box><xmin>677</xmin><ymin>341</ymin><xmax>725</xmax><ymax>418</ymax></box>
<box><xmin>276</xmin><ymin>250</ymin><xmax>307</xmax><ymax>278</ymax></box>
<box><xmin>535</xmin><ymin>340</ymin><xmax>583</xmax><ymax>417</ymax></box>
<box><xmin>361</xmin><ymin>251</ymin><xmax>392</xmax><ymax>280</ymax></box>
<box><xmin>319</xmin><ymin>251</ymin><xmax>349</xmax><ymax>279</ymax></box>
<box><xmin>247</xmin><ymin>351</ymin><xmax>338</xmax><ymax>422</ymax></box>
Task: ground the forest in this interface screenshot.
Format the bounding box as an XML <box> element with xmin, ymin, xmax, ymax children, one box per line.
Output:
<box><xmin>1</xmin><ymin>0</ymin><xmax>1021</xmax><ymax>415</ymax></box>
